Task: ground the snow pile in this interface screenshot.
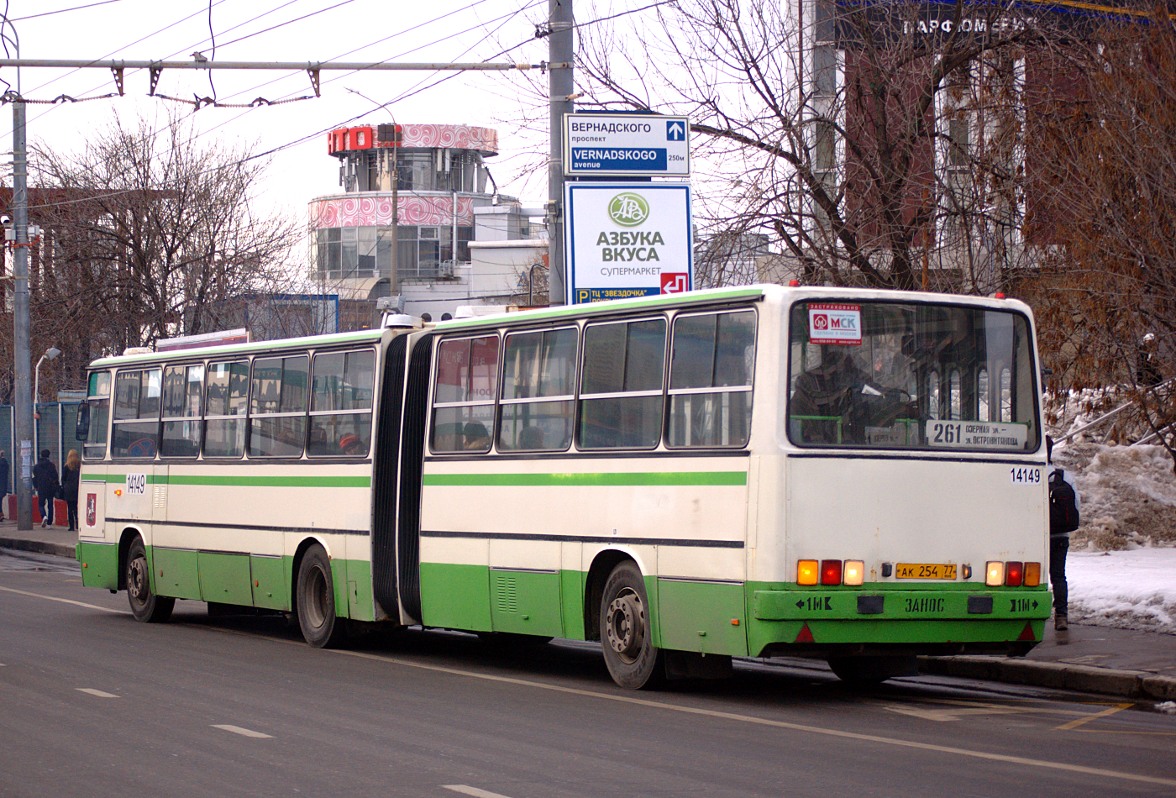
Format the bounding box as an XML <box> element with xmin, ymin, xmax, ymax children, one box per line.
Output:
<box><xmin>1048</xmin><ymin>434</ymin><xmax>1176</xmax><ymax>634</ymax></box>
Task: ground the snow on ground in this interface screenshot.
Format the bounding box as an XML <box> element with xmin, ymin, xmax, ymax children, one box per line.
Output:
<box><xmin>1068</xmin><ymin>548</ymin><xmax>1176</xmax><ymax>634</ymax></box>
<box><xmin>1051</xmin><ymin>438</ymin><xmax>1176</xmax><ymax>635</ymax></box>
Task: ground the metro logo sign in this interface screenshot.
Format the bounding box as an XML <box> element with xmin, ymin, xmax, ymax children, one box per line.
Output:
<box><xmin>808</xmin><ymin>303</ymin><xmax>862</xmax><ymax>344</ymax></box>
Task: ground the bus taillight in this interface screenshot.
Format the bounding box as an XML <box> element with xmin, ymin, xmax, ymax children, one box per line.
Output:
<box><xmin>797</xmin><ymin>560</ymin><xmax>819</xmax><ymax>585</ymax></box>
<box><xmin>843</xmin><ymin>560</ymin><xmax>865</xmax><ymax>586</ymax></box>
<box><xmin>799</xmin><ymin>559</ymin><xmax>865</xmax><ymax>586</ymax></box>
<box><xmin>985</xmin><ymin>561</ymin><xmax>1004</xmax><ymax>586</ymax></box>
<box><xmin>1024</xmin><ymin>562</ymin><xmax>1041</xmax><ymax>586</ymax></box>
<box><xmin>1005</xmin><ymin>561</ymin><xmax>1024</xmax><ymax>586</ymax></box>
<box><xmin>985</xmin><ymin>560</ymin><xmax>1041</xmax><ymax>587</ymax></box>
<box><xmin>820</xmin><ymin>560</ymin><xmax>842</xmax><ymax>585</ymax></box>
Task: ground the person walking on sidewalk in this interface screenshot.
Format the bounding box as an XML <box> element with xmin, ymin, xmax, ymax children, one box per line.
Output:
<box><xmin>32</xmin><ymin>449</ymin><xmax>60</xmax><ymax>528</ymax></box>
<box><xmin>1047</xmin><ymin>436</ymin><xmax>1081</xmax><ymax>631</ymax></box>
<box><xmin>0</xmin><ymin>449</ymin><xmax>9</xmax><ymax>522</ymax></box>
<box><xmin>62</xmin><ymin>449</ymin><xmax>81</xmax><ymax>533</ymax></box>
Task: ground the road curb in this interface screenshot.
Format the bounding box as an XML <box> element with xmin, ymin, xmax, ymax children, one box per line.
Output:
<box><xmin>0</xmin><ymin>536</ymin><xmax>75</xmax><ymax>559</ymax></box>
<box><xmin>920</xmin><ymin>655</ymin><xmax>1176</xmax><ymax>701</ymax></box>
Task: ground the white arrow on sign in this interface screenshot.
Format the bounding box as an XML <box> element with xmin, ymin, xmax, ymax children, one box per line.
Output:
<box><xmin>667</xmin><ymin>121</ymin><xmax>686</xmax><ymax>141</ymax></box>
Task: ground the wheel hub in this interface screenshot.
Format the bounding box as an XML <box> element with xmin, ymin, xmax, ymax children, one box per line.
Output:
<box><xmin>605</xmin><ymin>589</ymin><xmax>645</xmax><ymax>661</ymax></box>
<box><xmin>128</xmin><ymin>558</ymin><xmax>148</xmax><ymax>600</ymax></box>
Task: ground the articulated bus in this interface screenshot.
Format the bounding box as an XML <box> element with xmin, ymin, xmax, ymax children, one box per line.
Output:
<box><xmin>75</xmin><ymin>284</ymin><xmax>1051</xmax><ymax>688</ymax></box>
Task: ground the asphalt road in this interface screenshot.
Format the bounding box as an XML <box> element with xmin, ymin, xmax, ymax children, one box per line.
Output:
<box><xmin>2</xmin><ymin>550</ymin><xmax>1175</xmax><ymax>798</ymax></box>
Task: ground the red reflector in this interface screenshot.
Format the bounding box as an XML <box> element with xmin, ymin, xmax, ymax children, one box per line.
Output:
<box><xmin>1005</xmin><ymin>561</ymin><xmax>1024</xmax><ymax>587</ymax></box>
<box><xmin>1018</xmin><ymin>622</ymin><xmax>1037</xmax><ymax>642</ymax></box>
<box><xmin>795</xmin><ymin>623</ymin><xmax>815</xmax><ymax>643</ymax></box>
<box><xmin>820</xmin><ymin>559</ymin><xmax>842</xmax><ymax>586</ymax></box>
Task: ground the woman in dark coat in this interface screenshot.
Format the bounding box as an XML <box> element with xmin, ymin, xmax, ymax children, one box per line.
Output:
<box><xmin>62</xmin><ymin>449</ymin><xmax>82</xmax><ymax>532</ymax></box>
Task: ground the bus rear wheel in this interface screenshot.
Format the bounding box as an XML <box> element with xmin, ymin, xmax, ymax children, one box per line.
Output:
<box><xmin>600</xmin><ymin>561</ymin><xmax>663</xmax><ymax>689</ymax></box>
<box><xmin>126</xmin><ymin>537</ymin><xmax>174</xmax><ymax>623</ymax></box>
<box><xmin>296</xmin><ymin>544</ymin><xmax>346</xmax><ymax>648</ymax></box>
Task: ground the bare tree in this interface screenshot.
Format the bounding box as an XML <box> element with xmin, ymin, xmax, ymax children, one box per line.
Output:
<box><xmin>1016</xmin><ymin>12</ymin><xmax>1176</xmax><ymax>464</ymax></box>
<box><xmin>576</xmin><ymin>0</ymin><xmax>1059</xmax><ymax>291</ymax></box>
<box><xmin>25</xmin><ymin>111</ymin><xmax>298</xmax><ymax>391</ymax></box>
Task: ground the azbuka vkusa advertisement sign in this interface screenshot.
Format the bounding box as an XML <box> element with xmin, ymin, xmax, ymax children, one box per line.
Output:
<box><xmin>564</xmin><ymin>182</ymin><xmax>693</xmax><ymax>305</ymax></box>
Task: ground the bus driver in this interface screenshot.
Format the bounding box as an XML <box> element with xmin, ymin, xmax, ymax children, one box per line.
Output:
<box><xmin>790</xmin><ymin>346</ymin><xmax>913</xmax><ymax>444</ymax></box>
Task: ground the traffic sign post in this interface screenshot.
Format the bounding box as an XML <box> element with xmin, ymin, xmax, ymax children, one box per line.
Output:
<box><xmin>563</xmin><ymin>113</ymin><xmax>690</xmax><ymax>177</ymax></box>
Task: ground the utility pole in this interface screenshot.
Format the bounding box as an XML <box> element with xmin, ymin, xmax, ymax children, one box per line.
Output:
<box><xmin>10</xmin><ymin>90</ymin><xmax>33</xmax><ymax>530</ymax></box>
<box><xmin>547</xmin><ymin>0</ymin><xmax>574</xmax><ymax>306</ymax></box>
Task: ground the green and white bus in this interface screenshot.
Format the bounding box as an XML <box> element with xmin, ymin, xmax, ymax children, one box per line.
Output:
<box><xmin>75</xmin><ymin>284</ymin><xmax>1051</xmax><ymax>688</ymax></box>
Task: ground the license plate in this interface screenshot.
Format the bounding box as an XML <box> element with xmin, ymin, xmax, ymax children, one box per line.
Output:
<box><xmin>895</xmin><ymin>563</ymin><xmax>957</xmax><ymax>580</ymax></box>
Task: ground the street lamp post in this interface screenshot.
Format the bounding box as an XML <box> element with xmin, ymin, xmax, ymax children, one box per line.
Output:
<box><xmin>34</xmin><ymin>346</ymin><xmax>62</xmax><ymax>420</ymax></box>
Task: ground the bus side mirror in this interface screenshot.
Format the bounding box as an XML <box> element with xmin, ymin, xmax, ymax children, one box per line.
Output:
<box><xmin>75</xmin><ymin>403</ymin><xmax>90</xmax><ymax>440</ymax></box>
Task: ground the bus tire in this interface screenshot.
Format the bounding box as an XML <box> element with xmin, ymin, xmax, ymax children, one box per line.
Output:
<box><xmin>600</xmin><ymin>561</ymin><xmax>663</xmax><ymax>690</ymax></box>
<box><xmin>126</xmin><ymin>537</ymin><xmax>174</xmax><ymax>623</ymax></box>
<box><xmin>827</xmin><ymin>655</ymin><xmax>918</xmax><ymax>686</ymax></box>
<box><xmin>296</xmin><ymin>544</ymin><xmax>346</xmax><ymax>648</ymax></box>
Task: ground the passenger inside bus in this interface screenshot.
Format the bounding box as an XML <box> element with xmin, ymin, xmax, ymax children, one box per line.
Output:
<box><xmin>463</xmin><ymin>421</ymin><xmax>492</xmax><ymax>451</ymax></box>
<box><xmin>338</xmin><ymin>433</ymin><xmax>364</xmax><ymax>455</ymax></box>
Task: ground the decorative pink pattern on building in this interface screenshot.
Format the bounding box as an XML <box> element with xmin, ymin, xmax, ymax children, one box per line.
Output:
<box><xmin>398</xmin><ymin>124</ymin><xmax>498</xmax><ymax>155</ymax></box>
<box><xmin>310</xmin><ymin>196</ymin><xmax>478</xmax><ymax>228</ymax></box>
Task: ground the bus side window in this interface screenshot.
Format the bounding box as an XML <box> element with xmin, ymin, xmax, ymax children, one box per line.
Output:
<box><xmin>498</xmin><ymin>327</ymin><xmax>576</xmax><ymax>452</ymax></box>
<box><xmin>431</xmin><ymin>335</ymin><xmax>499</xmax><ymax>454</ymax></box>
<box><xmin>161</xmin><ymin>364</ymin><xmax>203</xmax><ymax>458</ymax></box>
<box><xmin>204</xmin><ymin>360</ymin><xmax>248</xmax><ymax>458</ymax></box>
<box><xmin>111</xmin><ymin>368</ymin><xmax>161</xmax><ymax>459</ymax></box>
<box><xmin>249</xmin><ymin>355</ymin><xmax>309</xmax><ymax>457</ymax></box>
<box><xmin>667</xmin><ymin>310</ymin><xmax>755</xmax><ymax>448</ymax></box>
<box><xmin>579</xmin><ymin>318</ymin><xmax>666</xmax><ymax>449</ymax></box>
<box><xmin>308</xmin><ymin>349</ymin><xmax>375</xmax><ymax>457</ymax></box>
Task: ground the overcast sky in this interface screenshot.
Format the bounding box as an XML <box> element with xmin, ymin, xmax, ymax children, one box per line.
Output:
<box><xmin>0</xmin><ymin>0</ymin><xmax>562</xmax><ymax>225</ymax></box>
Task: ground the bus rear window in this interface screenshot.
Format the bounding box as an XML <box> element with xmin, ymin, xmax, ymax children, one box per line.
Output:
<box><xmin>786</xmin><ymin>301</ymin><xmax>1039</xmax><ymax>452</ymax></box>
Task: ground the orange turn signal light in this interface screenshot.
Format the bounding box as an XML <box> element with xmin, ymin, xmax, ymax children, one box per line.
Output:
<box><xmin>797</xmin><ymin>559</ymin><xmax>819</xmax><ymax>586</ymax></box>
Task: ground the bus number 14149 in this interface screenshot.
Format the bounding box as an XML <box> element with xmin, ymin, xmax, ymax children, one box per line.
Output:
<box><xmin>1009</xmin><ymin>467</ymin><xmax>1041</xmax><ymax>485</ymax></box>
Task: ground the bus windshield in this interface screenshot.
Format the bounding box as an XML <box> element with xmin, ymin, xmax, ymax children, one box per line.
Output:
<box><xmin>787</xmin><ymin>299</ymin><xmax>1040</xmax><ymax>452</ymax></box>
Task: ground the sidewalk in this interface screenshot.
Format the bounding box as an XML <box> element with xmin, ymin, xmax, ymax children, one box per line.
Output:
<box><xmin>2</xmin><ymin>519</ymin><xmax>1174</xmax><ymax>701</ymax></box>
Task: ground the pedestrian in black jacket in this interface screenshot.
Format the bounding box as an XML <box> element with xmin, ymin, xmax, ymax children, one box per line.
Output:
<box><xmin>0</xmin><ymin>450</ymin><xmax>9</xmax><ymax>522</ymax></box>
<box><xmin>32</xmin><ymin>449</ymin><xmax>59</xmax><ymax>528</ymax></box>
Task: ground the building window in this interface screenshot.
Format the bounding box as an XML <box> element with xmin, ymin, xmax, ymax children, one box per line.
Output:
<box><xmin>316</xmin><ymin>224</ymin><xmax>474</xmax><ymax>281</ymax></box>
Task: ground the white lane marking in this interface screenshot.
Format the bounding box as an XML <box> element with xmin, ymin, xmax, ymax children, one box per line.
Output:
<box><xmin>10</xmin><ymin>584</ymin><xmax>1173</xmax><ymax>789</ymax></box>
<box><xmin>443</xmin><ymin>786</ymin><xmax>515</xmax><ymax>798</ymax></box>
<box><xmin>318</xmin><ymin>645</ymin><xmax>1176</xmax><ymax>790</ymax></box>
<box><xmin>881</xmin><ymin>704</ymin><xmax>1029</xmax><ymax>722</ymax></box>
<box><xmin>211</xmin><ymin>724</ymin><xmax>272</xmax><ymax>739</ymax></box>
<box><xmin>77</xmin><ymin>688</ymin><xmax>119</xmax><ymax>698</ymax></box>
<box><xmin>0</xmin><ymin>585</ymin><xmax>120</xmax><ymax>613</ymax></box>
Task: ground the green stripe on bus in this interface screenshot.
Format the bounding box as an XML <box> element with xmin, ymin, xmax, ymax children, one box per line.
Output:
<box><xmin>435</xmin><ymin>286</ymin><xmax>766</xmax><ymax>330</ymax></box>
<box><xmin>84</xmin><ymin>473</ymin><xmax>370</xmax><ymax>488</ymax></box>
<box><xmin>422</xmin><ymin>471</ymin><xmax>747</xmax><ymax>487</ymax></box>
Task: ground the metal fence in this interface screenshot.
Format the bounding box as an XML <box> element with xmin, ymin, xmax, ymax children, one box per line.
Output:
<box><xmin>0</xmin><ymin>402</ymin><xmax>86</xmax><ymax>494</ymax></box>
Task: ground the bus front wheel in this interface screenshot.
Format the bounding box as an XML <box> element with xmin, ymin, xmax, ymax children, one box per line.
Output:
<box><xmin>296</xmin><ymin>544</ymin><xmax>346</xmax><ymax>648</ymax></box>
<box><xmin>126</xmin><ymin>537</ymin><xmax>174</xmax><ymax>623</ymax></box>
<box><xmin>600</xmin><ymin>561</ymin><xmax>663</xmax><ymax>689</ymax></box>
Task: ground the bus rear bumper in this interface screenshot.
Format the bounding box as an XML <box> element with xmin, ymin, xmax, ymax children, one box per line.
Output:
<box><xmin>747</xmin><ymin>586</ymin><xmax>1050</xmax><ymax>657</ymax></box>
